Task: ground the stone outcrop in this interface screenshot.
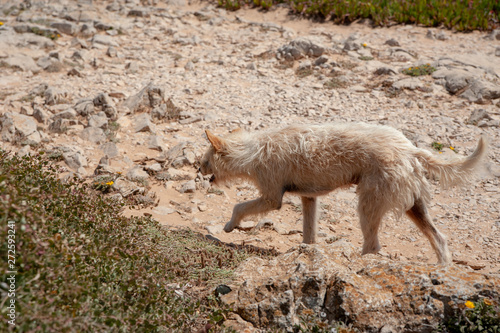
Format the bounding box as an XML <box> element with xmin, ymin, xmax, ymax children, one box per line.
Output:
<box><xmin>222</xmin><ymin>242</ymin><xmax>500</xmax><ymax>332</ymax></box>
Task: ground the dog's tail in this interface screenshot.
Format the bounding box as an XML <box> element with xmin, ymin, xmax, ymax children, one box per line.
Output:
<box><xmin>415</xmin><ymin>136</ymin><xmax>488</xmax><ymax>187</ymax></box>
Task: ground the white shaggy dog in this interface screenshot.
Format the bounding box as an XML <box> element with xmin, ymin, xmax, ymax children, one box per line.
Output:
<box><xmin>199</xmin><ymin>123</ymin><xmax>488</xmax><ymax>264</ymax></box>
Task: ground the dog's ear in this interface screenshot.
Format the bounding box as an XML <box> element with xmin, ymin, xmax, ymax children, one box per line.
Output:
<box><xmin>205</xmin><ymin>130</ymin><xmax>225</xmax><ymax>152</ymax></box>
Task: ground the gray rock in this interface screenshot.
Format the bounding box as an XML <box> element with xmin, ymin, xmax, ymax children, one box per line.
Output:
<box><xmin>392</xmin><ymin>78</ymin><xmax>423</xmax><ymax>90</ymax></box>
<box><xmin>122</xmin><ymin>83</ymin><xmax>165</xmax><ymax>113</ymax></box>
<box><xmin>343</xmin><ymin>39</ymin><xmax>361</xmax><ymax>51</ymax></box>
<box><xmin>33</xmin><ymin>106</ymin><xmax>51</xmax><ymax>124</ymax></box>
<box><xmin>171</xmin><ymin>156</ymin><xmax>189</xmax><ymax>169</ymax></box>
<box><xmin>276</xmin><ymin>37</ymin><xmax>326</xmax><ymax>61</ymax></box>
<box><xmin>91</xmin><ymin>34</ymin><xmax>119</xmax><ymax>47</ymax></box>
<box><xmin>44</xmin><ymin>87</ymin><xmax>70</xmax><ymax>105</ymax></box>
<box><xmin>106</xmin><ymin>46</ymin><xmax>117</xmax><ymax>57</ymax></box>
<box><xmin>496</xmin><ymin>47</ymin><xmax>500</xmax><ymax>57</ymax></box>
<box><xmin>443</xmin><ymin>70</ymin><xmax>473</xmax><ymax>94</ymax></box>
<box><xmin>384</xmin><ymin>38</ymin><xmax>400</xmax><ymax>46</ymax></box>
<box><xmin>128</xmin><ymin>7</ymin><xmax>150</xmax><ymax>17</ymax></box>
<box><xmin>184</xmin><ymin>150</ymin><xmax>196</xmax><ymax>165</ymax></box>
<box><xmin>126</xmin><ymin>166</ymin><xmax>149</xmax><ymax>182</ymax></box>
<box><xmin>88</xmin><ymin>112</ymin><xmax>108</xmax><ymax>128</ymax></box>
<box><xmin>134</xmin><ymin>113</ymin><xmax>156</xmax><ymax>133</ymax></box>
<box><xmin>103</xmin><ymin>104</ymin><xmax>117</xmax><ymax>120</ymax></box>
<box><xmin>1</xmin><ymin>54</ymin><xmax>40</xmax><ymax>73</ymax></box>
<box><xmin>178</xmin><ymin>180</ymin><xmax>196</xmax><ymax>193</ymax></box>
<box><xmin>0</xmin><ymin>112</ymin><xmax>37</xmax><ymax>142</ymax></box>
<box><xmin>74</xmin><ymin>99</ymin><xmax>94</xmax><ymax>116</ymax></box>
<box><xmin>17</xmin><ymin>145</ymin><xmax>32</xmax><ymax>157</ymax></box>
<box><xmin>93</xmin><ymin>92</ymin><xmax>113</xmax><ymax>107</ymax></box>
<box><xmin>37</xmin><ymin>56</ymin><xmax>63</xmax><ymax>72</ymax></box>
<box><xmin>165</xmin><ymin>167</ymin><xmax>195</xmax><ymax>181</ymax></box>
<box><xmin>80</xmin><ymin>126</ymin><xmax>106</xmax><ymax>144</ymax></box>
<box><xmin>460</xmin><ymin>79</ymin><xmax>500</xmax><ymax>102</ymax></box>
<box><xmin>63</xmin><ymin>151</ymin><xmax>87</xmax><ymax>170</ymax></box>
<box><xmin>314</xmin><ymin>55</ymin><xmax>329</xmax><ymax>66</ymax></box>
<box><xmin>50</xmin><ymin>22</ymin><xmax>78</xmax><ymax>36</ymax></box>
<box><xmin>48</xmin><ymin>118</ymin><xmax>72</xmax><ymax>133</ymax></box>
<box><xmin>205</xmin><ymin>225</ymin><xmax>224</xmax><ymax>235</ymax></box>
<box><xmin>486</xmin><ymin>29</ymin><xmax>500</xmax><ymax>40</ymax></box>
<box><xmin>29</xmin><ymin>83</ymin><xmax>49</xmax><ymax>97</ymax></box>
<box><xmin>151</xmin><ymin>104</ymin><xmax>167</xmax><ymax>120</ymax></box>
<box><xmin>374</xmin><ymin>67</ymin><xmax>397</xmax><ymax>75</ymax></box>
<box><xmin>152</xmin><ymin>206</ymin><xmax>176</xmax><ymax>215</ymax></box>
<box><xmin>468</xmin><ymin>109</ymin><xmax>493</xmax><ymax>125</ymax></box>
<box><xmin>52</xmin><ymin>108</ymin><xmax>77</xmax><ymax>121</ymax></box>
<box><xmin>106</xmin><ymin>1</ymin><xmax>121</xmax><ymax>11</ymax></box>
<box><xmin>112</xmin><ymin>177</ymin><xmax>145</xmax><ymax>197</ymax></box>
<box><xmin>99</xmin><ymin>142</ymin><xmax>119</xmax><ymax>158</ymax></box>
<box><xmin>298</xmin><ymin>60</ymin><xmax>312</xmax><ymax>70</ymax></box>
<box><xmin>95</xmin><ymin>21</ymin><xmax>113</xmax><ymax>31</ymax></box>
<box><xmin>80</xmin><ymin>23</ymin><xmax>97</xmax><ymax>37</ymax></box>
<box><xmin>145</xmin><ymin>163</ymin><xmax>162</xmax><ymax>174</ymax></box>
<box><xmin>20</xmin><ymin>105</ymin><xmax>33</xmax><ymax>116</ymax></box>
<box><xmin>435</xmin><ymin>31</ymin><xmax>448</xmax><ymax>40</ymax></box>
<box><xmin>147</xmin><ymin>135</ymin><xmax>164</xmax><ymax>151</ymax></box>
<box><xmin>178</xmin><ymin>115</ymin><xmax>202</xmax><ymax>125</ymax></box>
<box><xmin>23</xmin><ymin>131</ymin><xmax>41</xmax><ymax>146</ymax></box>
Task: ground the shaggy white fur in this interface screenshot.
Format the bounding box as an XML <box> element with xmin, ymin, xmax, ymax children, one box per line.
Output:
<box><xmin>199</xmin><ymin>122</ymin><xmax>488</xmax><ymax>264</ymax></box>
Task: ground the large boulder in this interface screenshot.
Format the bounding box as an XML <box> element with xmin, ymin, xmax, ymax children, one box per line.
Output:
<box><xmin>222</xmin><ymin>241</ymin><xmax>500</xmax><ymax>332</ymax></box>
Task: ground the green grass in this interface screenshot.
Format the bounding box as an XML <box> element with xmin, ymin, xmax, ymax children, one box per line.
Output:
<box><xmin>0</xmin><ymin>151</ymin><xmax>256</xmax><ymax>332</ymax></box>
<box><xmin>215</xmin><ymin>0</ymin><xmax>500</xmax><ymax>31</ymax></box>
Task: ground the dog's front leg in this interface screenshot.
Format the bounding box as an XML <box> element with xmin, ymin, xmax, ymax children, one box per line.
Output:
<box><xmin>301</xmin><ymin>196</ymin><xmax>318</xmax><ymax>244</ymax></box>
<box><xmin>224</xmin><ymin>197</ymin><xmax>281</xmax><ymax>232</ymax></box>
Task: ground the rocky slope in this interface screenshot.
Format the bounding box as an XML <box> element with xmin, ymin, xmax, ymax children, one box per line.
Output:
<box><xmin>1</xmin><ymin>0</ymin><xmax>500</xmax><ymax>330</ymax></box>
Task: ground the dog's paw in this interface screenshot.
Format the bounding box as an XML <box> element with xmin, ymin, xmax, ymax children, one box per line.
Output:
<box><xmin>223</xmin><ymin>222</ymin><xmax>235</xmax><ymax>233</ymax></box>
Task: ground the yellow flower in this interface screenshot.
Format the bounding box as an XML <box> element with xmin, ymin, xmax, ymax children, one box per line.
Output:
<box><xmin>106</xmin><ymin>181</ymin><xmax>114</xmax><ymax>186</ymax></box>
<box><xmin>484</xmin><ymin>299</ymin><xmax>493</xmax><ymax>306</ymax></box>
<box><xmin>362</xmin><ymin>43</ymin><xmax>367</xmax><ymax>47</ymax></box>
<box><xmin>409</xmin><ymin>67</ymin><xmax>412</xmax><ymax>70</ymax></box>
<box><xmin>449</xmin><ymin>146</ymin><xmax>455</xmax><ymax>150</ymax></box>
<box><xmin>465</xmin><ymin>301</ymin><xmax>475</xmax><ymax>309</ymax></box>
<box><xmin>0</xmin><ymin>22</ymin><xmax>4</xmax><ymax>26</ymax></box>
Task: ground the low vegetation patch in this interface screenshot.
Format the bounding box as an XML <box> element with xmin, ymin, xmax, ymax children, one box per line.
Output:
<box><xmin>0</xmin><ymin>151</ymin><xmax>254</xmax><ymax>332</ymax></box>
<box><xmin>215</xmin><ymin>0</ymin><xmax>500</xmax><ymax>31</ymax></box>
<box><xmin>402</xmin><ymin>63</ymin><xmax>436</xmax><ymax>76</ymax></box>
<box><xmin>437</xmin><ymin>298</ymin><xmax>500</xmax><ymax>333</ymax></box>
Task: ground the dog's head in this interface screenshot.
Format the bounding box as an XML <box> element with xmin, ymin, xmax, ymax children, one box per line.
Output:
<box><xmin>199</xmin><ymin>128</ymin><xmax>245</xmax><ymax>184</ymax></box>
<box><xmin>199</xmin><ymin>130</ymin><xmax>228</xmax><ymax>183</ymax></box>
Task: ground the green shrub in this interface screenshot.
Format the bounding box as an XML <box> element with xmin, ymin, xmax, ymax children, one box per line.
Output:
<box><xmin>0</xmin><ymin>151</ymin><xmax>252</xmax><ymax>332</ymax></box>
<box><xmin>402</xmin><ymin>63</ymin><xmax>436</xmax><ymax>76</ymax></box>
<box><xmin>215</xmin><ymin>0</ymin><xmax>500</xmax><ymax>31</ymax></box>
<box><xmin>437</xmin><ymin>299</ymin><xmax>500</xmax><ymax>333</ymax></box>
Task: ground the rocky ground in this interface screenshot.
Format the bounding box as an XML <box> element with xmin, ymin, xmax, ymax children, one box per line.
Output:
<box><xmin>1</xmin><ymin>0</ymin><xmax>499</xmax><ymax>288</ymax></box>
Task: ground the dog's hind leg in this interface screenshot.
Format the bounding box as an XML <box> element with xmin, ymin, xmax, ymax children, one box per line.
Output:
<box><xmin>224</xmin><ymin>195</ymin><xmax>282</xmax><ymax>233</ymax></box>
<box><xmin>406</xmin><ymin>198</ymin><xmax>451</xmax><ymax>264</ymax></box>
<box><xmin>357</xmin><ymin>193</ymin><xmax>388</xmax><ymax>255</ymax></box>
<box><xmin>301</xmin><ymin>196</ymin><xmax>319</xmax><ymax>244</ymax></box>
